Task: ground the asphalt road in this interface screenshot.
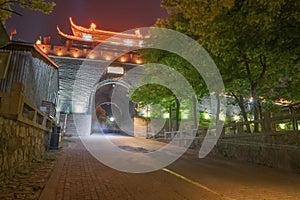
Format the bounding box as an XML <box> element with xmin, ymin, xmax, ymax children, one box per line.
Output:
<box><xmin>40</xmin><ymin>135</ymin><xmax>300</xmax><ymax>200</ymax></box>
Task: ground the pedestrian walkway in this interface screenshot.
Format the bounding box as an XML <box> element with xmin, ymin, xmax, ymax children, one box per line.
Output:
<box><xmin>38</xmin><ymin>136</ymin><xmax>300</xmax><ymax>200</ymax></box>
<box><xmin>38</xmin><ymin>137</ymin><xmax>223</xmax><ymax>200</ymax></box>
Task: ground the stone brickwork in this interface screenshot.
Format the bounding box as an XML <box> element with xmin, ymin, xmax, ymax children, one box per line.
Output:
<box><xmin>187</xmin><ymin>133</ymin><xmax>300</xmax><ymax>173</ymax></box>
<box><xmin>211</xmin><ymin>133</ymin><xmax>300</xmax><ymax>173</ymax></box>
<box><xmin>156</xmin><ymin>132</ymin><xmax>300</xmax><ymax>173</ymax></box>
<box><xmin>0</xmin><ymin>116</ymin><xmax>50</xmax><ymax>180</ymax></box>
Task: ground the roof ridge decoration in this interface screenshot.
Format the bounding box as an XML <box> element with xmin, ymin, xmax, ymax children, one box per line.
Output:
<box><xmin>56</xmin><ymin>17</ymin><xmax>145</xmax><ymax>48</ymax></box>
<box><xmin>69</xmin><ymin>17</ymin><xmax>143</xmax><ymax>39</ymax></box>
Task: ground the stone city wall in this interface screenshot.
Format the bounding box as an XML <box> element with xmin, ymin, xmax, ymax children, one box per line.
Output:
<box><xmin>0</xmin><ymin>116</ymin><xmax>50</xmax><ymax>180</ymax></box>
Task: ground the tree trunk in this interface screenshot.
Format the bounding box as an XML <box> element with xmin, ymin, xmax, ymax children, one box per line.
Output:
<box><xmin>233</xmin><ymin>93</ymin><xmax>251</xmax><ymax>133</ymax></box>
<box><xmin>251</xmin><ymin>85</ymin><xmax>260</xmax><ymax>133</ymax></box>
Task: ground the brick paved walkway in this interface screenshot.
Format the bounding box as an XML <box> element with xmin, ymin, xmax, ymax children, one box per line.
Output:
<box><xmin>2</xmin><ymin>136</ymin><xmax>300</xmax><ymax>200</ymax></box>
<box><xmin>39</xmin><ymin>137</ymin><xmax>222</xmax><ymax>200</ymax></box>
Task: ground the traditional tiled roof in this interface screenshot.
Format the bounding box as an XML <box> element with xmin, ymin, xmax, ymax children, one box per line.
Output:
<box><xmin>57</xmin><ymin>17</ymin><xmax>144</xmax><ymax>48</ymax></box>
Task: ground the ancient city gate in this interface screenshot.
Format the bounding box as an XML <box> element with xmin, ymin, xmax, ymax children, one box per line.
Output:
<box><xmin>37</xmin><ymin>18</ymin><xmax>145</xmax><ymax>136</ymax></box>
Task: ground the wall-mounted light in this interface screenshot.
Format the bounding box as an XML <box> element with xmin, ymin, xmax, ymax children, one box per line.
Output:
<box><xmin>107</xmin><ymin>66</ymin><xmax>124</xmax><ymax>75</ymax></box>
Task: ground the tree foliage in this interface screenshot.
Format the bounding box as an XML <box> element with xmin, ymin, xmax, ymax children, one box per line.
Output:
<box><xmin>154</xmin><ymin>0</ymin><xmax>300</xmax><ymax>131</ymax></box>
<box><xmin>0</xmin><ymin>0</ymin><xmax>55</xmax><ymax>23</ymax></box>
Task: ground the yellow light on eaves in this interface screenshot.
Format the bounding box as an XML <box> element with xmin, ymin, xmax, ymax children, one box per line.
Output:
<box><xmin>72</xmin><ymin>53</ymin><xmax>79</xmax><ymax>58</ymax></box>
<box><xmin>36</xmin><ymin>39</ymin><xmax>42</xmax><ymax>45</ymax></box>
<box><xmin>120</xmin><ymin>57</ymin><xmax>126</xmax><ymax>62</ymax></box>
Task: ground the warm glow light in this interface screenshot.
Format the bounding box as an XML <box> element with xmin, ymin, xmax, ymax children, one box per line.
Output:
<box><xmin>54</xmin><ymin>46</ymin><xmax>67</xmax><ymax>56</ymax></box>
<box><xmin>120</xmin><ymin>57</ymin><xmax>126</xmax><ymax>62</ymax></box>
<box><xmin>72</xmin><ymin>53</ymin><xmax>79</xmax><ymax>58</ymax></box>
<box><xmin>90</xmin><ymin>23</ymin><xmax>96</xmax><ymax>30</ymax></box>
<box><xmin>277</xmin><ymin>98</ymin><xmax>291</xmax><ymax>104</ymax></box>
<box><xmin>88</xmin><ymin>54</ymin><xmax>95</xmax><ymax>59</ymax></box>
<box><xmin>36</xmin><ymin>40</ymin><xmax>42</xmax><ymax>45</ymax></box>
<box><xmin>136</xmin><ymin>59</ymin><xmax>142</xmax><ymax>64</ymax></box>
<box><xmin>105</xmin><ymin>56</ymin><xmax>111</xmax><ymax>61</ymax></box>
<box><xmin>37</xmin><ymin>45</ymin><xmax>50</xmax><ymax>54</ymax></box>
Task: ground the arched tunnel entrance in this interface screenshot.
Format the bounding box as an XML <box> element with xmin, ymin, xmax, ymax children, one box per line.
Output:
<box><xmin>91</xmin><ymin>80</ymin><xmax>135</xmax><ymax>135</ymax></box>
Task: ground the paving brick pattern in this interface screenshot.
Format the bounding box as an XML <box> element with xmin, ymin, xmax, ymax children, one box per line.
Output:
<box><xmin>39</xmin><ymin>138</ymin><xmax>222</xmax><ymax>200</ymax></box>
<box><xmin>2</xmin><ymin>137</ymin><xmax>300</xmax><ymax>200</ymax></box>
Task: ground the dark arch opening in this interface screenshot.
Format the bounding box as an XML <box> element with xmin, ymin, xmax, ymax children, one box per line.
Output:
<box><xmin>91</xmin><ymin>80</ymin><xmax>135</xmax><ymax>135</ymax></box>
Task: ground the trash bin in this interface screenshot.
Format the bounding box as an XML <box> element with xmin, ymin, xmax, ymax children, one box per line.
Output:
<box><xmin>49</xmin><ymin>125</ymin><xmax>60</xmax><ymax>150</ymax></box>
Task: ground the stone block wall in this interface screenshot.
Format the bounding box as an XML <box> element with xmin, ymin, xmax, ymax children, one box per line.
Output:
<box><xmin>0</xmin><ymin>116</ymin><xmax>50</xmax><ymax>179</ymax></box>
<box><xmin>202</xmin><ymin>133</ymin><xmax>300</xmax><ymax>173</ymax></box>
<box><xmin>156</xmin><ymin>132</ymin><xmax>300</xmax><ymax>173</ymax></box>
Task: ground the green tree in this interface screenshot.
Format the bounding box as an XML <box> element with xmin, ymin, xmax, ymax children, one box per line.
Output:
<box><xmin>130</xmin><ymin>50</ymin><xmax>203</xmax><ymax>130</ymax></box>
<box><xmin>157</xmin><ymin>0</ymin><xmax>300</xmax><ymax>132</ymax></box>
<box><xmin>0</xmin><ymin>0</ymin><xmax>55</xmax><ymax>23</ymax></box>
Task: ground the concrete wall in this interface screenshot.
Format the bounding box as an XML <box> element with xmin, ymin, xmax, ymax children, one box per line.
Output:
<box><xmin>0</xmin><ymin>116</ymin><xmax>50</xmax><ymax>179</ymax></box>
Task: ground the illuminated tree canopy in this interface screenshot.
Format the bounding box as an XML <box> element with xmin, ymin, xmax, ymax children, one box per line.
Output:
<box><xmin>134</xmin><ymin>0</ymin><xmax>300</xmax><ymax>131</ymax></box>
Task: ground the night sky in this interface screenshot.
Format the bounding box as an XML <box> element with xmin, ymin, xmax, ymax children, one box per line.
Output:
<box><xmin>5</xmin><ymin>0</ymin><xmax>168</xmax><ymax>45</ymax></box>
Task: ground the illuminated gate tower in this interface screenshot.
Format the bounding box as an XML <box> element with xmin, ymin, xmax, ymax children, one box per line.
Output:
<box><xmin>37</xmin><ymin>18</ymin><xmax>145</xmax><ymax>136</ymax></box>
